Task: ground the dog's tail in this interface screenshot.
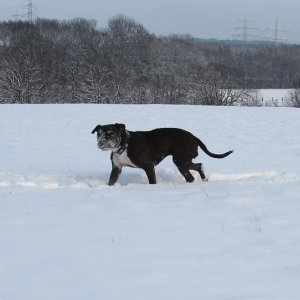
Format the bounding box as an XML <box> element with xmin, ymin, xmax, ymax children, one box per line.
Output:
<box><xmin>197</xmin><ymin>138</ymin><xmax>234</xmax><ymax>158</ymax></box>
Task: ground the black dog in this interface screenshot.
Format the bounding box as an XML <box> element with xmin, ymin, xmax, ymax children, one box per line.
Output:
<box><xmin>92</xmin><ymin>123</ymin><xmax>233</xmax><ymax>185</ymax></box>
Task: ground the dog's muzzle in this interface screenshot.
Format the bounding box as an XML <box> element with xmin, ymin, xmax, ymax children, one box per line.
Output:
<box><xmin>97</xmin><ymin>134</ymin><xmax>120</xmax><ymax>151</ymax></box>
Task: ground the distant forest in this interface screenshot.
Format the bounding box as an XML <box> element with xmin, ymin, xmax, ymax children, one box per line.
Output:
<box><xmin>1</xmin><ymin>15</ymin><xmax>300</xmax><ymax>105</ymax></box>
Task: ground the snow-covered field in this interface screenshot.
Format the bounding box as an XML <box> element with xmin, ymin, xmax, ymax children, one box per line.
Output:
<box><xmin>259</xmin><ymin>89</ymin><xmax>291</xmax><ymax>106</ymax></box>
<box><xmin>1</xmin><ymin>102</ymin><xmax>300</xmax><ymax>300</ymax></box>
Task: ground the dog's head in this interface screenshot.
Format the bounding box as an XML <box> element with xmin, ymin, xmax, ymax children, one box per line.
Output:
<box><xmin>91</xmin><ymin>123</ymin><xmax>126</xmax><ymax>151</ymax></box>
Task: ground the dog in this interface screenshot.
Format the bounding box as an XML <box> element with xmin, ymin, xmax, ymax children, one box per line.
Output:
<box><xmin>92</xmin><ymin>123</ymin><xmax>233</xmax><ymax>185</ymax></box>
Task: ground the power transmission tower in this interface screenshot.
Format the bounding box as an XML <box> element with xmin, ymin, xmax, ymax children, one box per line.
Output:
<box><xmin>269</xmin><ymin>17</ymin><xmax>285</xmax><ymax>48</ymax></box>
<box><xmin>12</xmin><ymin>8</ymin><xmax>22</xmax><ymax>20</ymax></box>
<box><xmin>232</xmin><ymin>16</ymin><xmax>258</xmax><ymax>47</ymax></box>
<box><xmin>23</xmin><ymin>0</ymin><xmax>37</xmax><ymax>22</ymax></box>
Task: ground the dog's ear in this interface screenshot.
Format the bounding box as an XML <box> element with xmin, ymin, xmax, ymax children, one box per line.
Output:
<box><xmin>115</xmin><ymin>123</ymin><xmax>126</xmax><ymax>130</ymax></box>
<box><xmin>91</xmin><ymin>125</ymin><xmax>102</xmax><ymax>134</ymax></box>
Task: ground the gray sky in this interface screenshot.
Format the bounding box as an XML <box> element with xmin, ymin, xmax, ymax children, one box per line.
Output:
<box><xmin>1</xmin><ymin>0</ymin><xmax>300</xmax><ymax>43</ymax></box>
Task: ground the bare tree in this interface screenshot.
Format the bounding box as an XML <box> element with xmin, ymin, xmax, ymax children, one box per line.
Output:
<box><xmin>286</xmin><ymin>89</ymin><xmax>300</xmax><ymax>107</ymax></box>
<box><xmin>2</xmin><ymin>16</ymin><xmax>300</xmax><ymax>105</ymax></box>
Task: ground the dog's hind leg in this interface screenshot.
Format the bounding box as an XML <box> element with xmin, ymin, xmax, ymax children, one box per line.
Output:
<box><xmin>191</xmin><ymin>163</ymin><xmax>208</xmax><ymax>182</ymax></box>
<box><xmin>177</xmin><ymin>167</ymin><xmax>195</xmax><ymax>183</ymax></box>
<box><xmin>173</xmin><ymin>159</ymin><xmax>195</xmax><ymax>183</ymax></box>
<box><xmin>173</xmin><ymin>158</ymin><xmax>207</xmax><ymax>183</ymax></box>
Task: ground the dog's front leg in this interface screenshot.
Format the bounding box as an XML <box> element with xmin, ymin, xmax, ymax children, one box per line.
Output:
<box><xmin>143</xmin><ymin>164</ymin><xmax>156</xmax><ymax>184</ymax></box>
<box><xmin>108</xmin><ymin>166</ymin><xmax>122</xmax><ymax>186</ymax></box>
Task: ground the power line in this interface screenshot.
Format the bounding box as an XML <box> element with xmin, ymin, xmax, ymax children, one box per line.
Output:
<box><xmin>232</xmin><ymin>16</ymin><xmax>297</xmax><ymax>45</ymax></box>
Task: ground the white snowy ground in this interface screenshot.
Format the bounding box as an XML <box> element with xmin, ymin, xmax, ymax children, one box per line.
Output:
<box><xmin>259</xmin><ymin>89</ymin><xmax>291</xmax><ymax>106</ymax></box>
<box><xmin>0</xmin><ymin>102</ymin><xmax>300</xmax><ymax>300</ymax></box>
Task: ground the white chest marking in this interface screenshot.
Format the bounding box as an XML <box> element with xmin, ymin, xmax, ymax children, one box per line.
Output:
<box><xmin>112</xmin><ymin>150</ymin><xmax>137</xmax><ymax>168</ymax></box>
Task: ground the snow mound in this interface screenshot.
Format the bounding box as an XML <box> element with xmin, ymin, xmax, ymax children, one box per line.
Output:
<box><xmin>209</xmin><ymin>171</ymin><xmax>300</xmax><ymax>183</ymax></box>
<box><xmin>1</xmin><ymin>169</ymin><xmax>299</xmax><ymax>190</ymax></box>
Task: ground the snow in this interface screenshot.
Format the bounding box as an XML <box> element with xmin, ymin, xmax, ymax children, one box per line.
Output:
<box><xmin>1</xmin><ymin>101</ymin><xmax>300</xmax><ymax>300</ymax></box>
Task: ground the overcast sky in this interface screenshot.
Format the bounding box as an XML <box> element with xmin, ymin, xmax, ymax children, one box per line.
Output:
<box><xmin>1</xmin><ymin>0</ymin><xmax>300</xmax><ymax>43</ymax></box>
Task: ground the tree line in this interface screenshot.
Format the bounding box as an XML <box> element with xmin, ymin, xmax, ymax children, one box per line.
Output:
<box><xmin>1</xmin><ymin>15</ymin><xmax>300</xmax><ymax>105</ymax></box>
